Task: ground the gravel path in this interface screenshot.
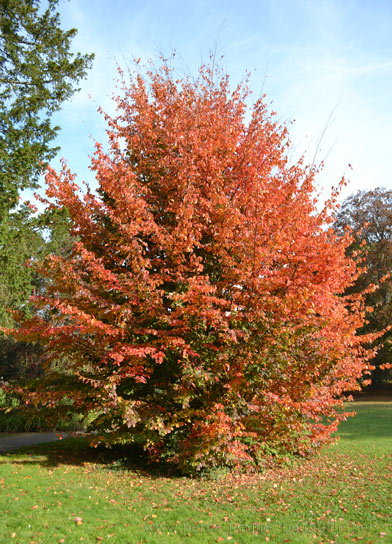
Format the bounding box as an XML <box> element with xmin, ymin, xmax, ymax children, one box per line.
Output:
<box><xmin>0</xmin><ymin>432</ymin><xmax>67</xmax><ymax>453</ymax></box>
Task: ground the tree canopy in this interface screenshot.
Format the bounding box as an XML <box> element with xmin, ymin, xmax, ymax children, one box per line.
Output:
<box><xmin>0</xmin><ymin>0</ymin><xmax>93</xmax><ymax>332</ymax></box>
<box><xmin>335</xmin><ymin>188</ymin><xmax>392</xmax><ymax>386</ymax></box>
<box><xmin>7</xmin><ymin>61</ymin><xmax>374</xmax><ymax>474</ymax></box>
<box><xmin>0</xmin><ymin>0</ymin><xmax>93</xmax><ymax>382</ymax></box>
<box><xmin>0</xmin><ymin>0</ymin><xmax>94</xmax><ymax>212</ymax></box>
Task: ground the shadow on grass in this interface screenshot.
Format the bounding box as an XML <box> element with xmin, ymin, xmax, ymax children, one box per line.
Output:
<box><xmin>338</xmin><ymin>402</ymin><xmax>392</xmax><ymax>441</ymax></box>
<box><xmin>1</xmin><ymin>401</ymin><xmax>391</xmax><ymax>476</ymax></box>
<box><xmin>0</xmin><ymin>436</ymin><xmax>184</xmax><ymax>478</ymax></box>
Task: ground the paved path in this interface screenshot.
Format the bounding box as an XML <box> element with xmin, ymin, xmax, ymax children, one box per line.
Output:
<box><xmin>0</xmin><ymin>432</ymin><xmax>66</xmax><ymax>453</ymax></box>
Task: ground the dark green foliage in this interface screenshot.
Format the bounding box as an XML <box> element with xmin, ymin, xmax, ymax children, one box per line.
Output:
<box><xmin>0</xmin><ymin>338</ymin><xmax>43</xmax><ymax>381</ymax></box>
<box><xmin>0</xmin><ymin>204</ymin><xmax>41</xmax><ymax>326</ymax></box>
<box><xmin>0</xmin><ymin>387</ymin><xmax>85</xmax><ymax>431</ymax></box>
<box><xmin>0</xmin><ymin>0</ymin><xmax>94</xmax><ymax>211</ymax></box>
<box><xmin>0</xmin><ymin>0</ymin><xmax>92</xmax><ymax>382</ymax></box>
<box><xmin>0</xmin><ymin>205</ymin><xmax>74</xmax><ymax>380</ymax></box>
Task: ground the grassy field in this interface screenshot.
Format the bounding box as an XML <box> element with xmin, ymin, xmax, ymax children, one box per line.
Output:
<box><xmin>0</xmin><ymin>401</ymin><xmax>391</xmax><ymax>544</ymax></box>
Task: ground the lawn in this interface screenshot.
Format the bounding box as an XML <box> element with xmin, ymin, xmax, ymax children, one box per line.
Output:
<box><xmin>0</xmin><ymin>401</ymin><xmax>391</xmax><ymax>544</ymax></box>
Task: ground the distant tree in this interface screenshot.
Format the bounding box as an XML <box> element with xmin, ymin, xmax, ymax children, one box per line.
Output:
<box><xmin>0</xmin><ymin>204</ymin><xmax>74</xmax><ymax>381</ymax></box>
<box><xmin>0</xmin><ymin>204</ymin><xmax>41</xmax><ymax>328</ymax></box>
<box><xmin>335</xmin><ymin>188</ymin><xmax>392</xmax><ymax>386</ymax></box>
<box><xmin>7</xmin><ymin>60</ymin><xmax>374</xmax><ymax>474</ymax></box>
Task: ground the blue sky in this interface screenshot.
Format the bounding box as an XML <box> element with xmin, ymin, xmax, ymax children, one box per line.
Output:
<box><xmin>44</xmin><ymin>0</ymin><xmax>392</xmax><ymax>203</ymax></box>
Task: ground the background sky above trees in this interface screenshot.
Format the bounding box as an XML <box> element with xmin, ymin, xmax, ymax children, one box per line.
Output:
<box><xmin>44</xmin><ymin>0</ymin><xmax>392</xmax><ymax>202</ymax></box>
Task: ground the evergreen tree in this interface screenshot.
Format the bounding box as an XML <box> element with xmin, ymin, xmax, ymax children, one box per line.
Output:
<box><xmin>0</xmin><ymin>0</ymin><xmax>93</xmax><ymax>327</ymax></box>
<box><xmin>0</xmin><ymin>0</ymin><xmax>93</xmax><ymax>380</ymax></box>
<box><xmin>0</xmin><ymin>0</ymin><xmax>94</xmax><ymax>210</ymax></box>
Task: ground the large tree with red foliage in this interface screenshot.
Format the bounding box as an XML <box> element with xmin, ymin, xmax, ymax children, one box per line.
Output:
<box><xmin>7</xmin><ymin>61</ymin><xmax>375</xmax><ymax>473</ymax></box>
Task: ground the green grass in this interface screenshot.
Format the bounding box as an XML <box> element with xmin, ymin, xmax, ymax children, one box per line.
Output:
<box><xmin>0</xmin><ymin>402</ymin><xmax>391</xmax><ymax>544</ymax></box>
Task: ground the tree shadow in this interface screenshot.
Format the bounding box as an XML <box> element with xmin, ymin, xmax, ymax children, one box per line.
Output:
<box><xmin>337</xmin><ymin>402</ymin><xmax>392</xmax><ymax>441</ymax></box>
<box><xmin>0</xmin><ymin>436</ymin><xmax>184</xmax><ymax>479</ymax></box>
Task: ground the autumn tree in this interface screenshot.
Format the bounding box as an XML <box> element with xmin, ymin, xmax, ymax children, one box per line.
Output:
<box><xmin>335</xmin><ymin>188</ymin><xmax>392</xmax><ymax>387</ymax></box>
<box><xmin>6</xmin><ymin>61</ymin><xmax>375</xmax><ymax>473</ymax></box>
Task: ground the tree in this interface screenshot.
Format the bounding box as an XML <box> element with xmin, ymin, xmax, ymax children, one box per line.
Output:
<box><xmin>0</xmin><ymin>0</ymin><xmax>93</xmax><ymax>381</ymax></box>
<box><xmin>7</xmin><ymin>60</ymin><xmax>374</xmax><ymax>474</ymax></box>
<box><xmin>0</xmin><ymin>205</ymin><xmax>74</xmax><ymax>381</ymax></box>
<box><xmin>0</xmin><ymin>0</ymin><xmax>94</xmax><ymax>212</ymax></box>
<box><xmin>0</xmin><ymin>0</ymin><xmax>93</xmax><ymax>326</ymax></box>
<box><xmin>0</xmin><ymin>204</ymin><xmax>41</xmax><ymax>327</ymax></box>
<box><xmin>335</xmin><ymin>188</ymin><xmax>392</xmax><ymax>387</ymax></box>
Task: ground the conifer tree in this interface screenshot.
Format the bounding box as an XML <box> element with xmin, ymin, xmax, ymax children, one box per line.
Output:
<box><xmin>0</xmin><ymin>0</ymin><xmax>93</xmax><ymax>326</ymax></box>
